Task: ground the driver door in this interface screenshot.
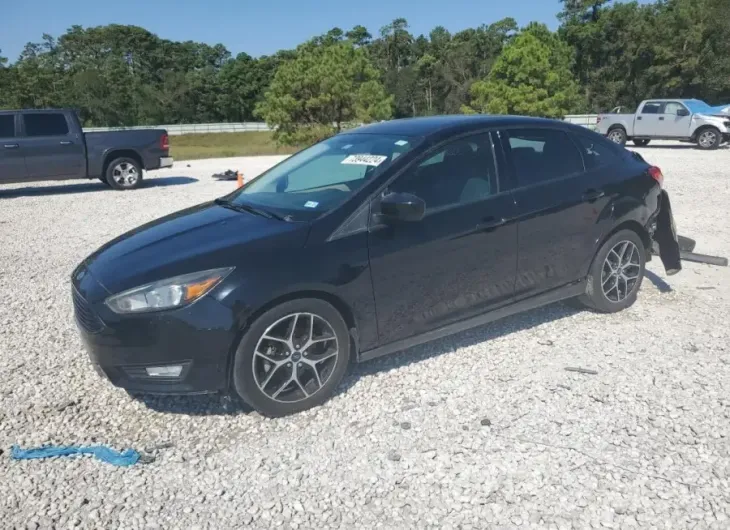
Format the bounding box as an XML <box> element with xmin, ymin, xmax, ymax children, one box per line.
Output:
<box><xmin>367</xmin><ymin>132</ymin><xmax>518</xmax><ymax>345</ymax></box>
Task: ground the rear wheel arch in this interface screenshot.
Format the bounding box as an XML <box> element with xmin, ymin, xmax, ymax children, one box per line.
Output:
<box><xmin>606</xmin><ymin>125</ymin><xmax>628</xmax><ymax>145</ymax></box>
<box><xmin>102</xmin><ymin>149</ymin><xmax>143</xmax><ymax>177</ymax></box>
<box><xmin>596</xmin><ymin>220</ymin><xmax>651</xmax><ymax>262</ymax></box>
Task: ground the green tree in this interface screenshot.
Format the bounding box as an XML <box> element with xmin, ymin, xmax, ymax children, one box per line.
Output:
<box><xmin>256</xmin><ymin>41</ymin><xmax>392</xmax><ymax>145</ymax></box>
<box><xmin>346</xmin><ymin>25</ymin><xmax>372</xmax><ymax>47</ymax></box>
<box><xmin>464</xmin><ymin>23</ymin><xmax>583</xmax><ymax>117</ymax></box>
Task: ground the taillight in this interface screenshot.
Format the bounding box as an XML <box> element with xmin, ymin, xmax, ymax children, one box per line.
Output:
<box><xmin>596</xmin><ymin>116</ymin><xmax>602</xmax><ymax>123</ymax></box>
<box><xmin>161</xmin><ymin>133</ymin><xmax>169</xmax><ymax>150</ymax></box>
<box><xmin>648</xmin><ymin>166</ymin><xmax>664</xmax><ymax>186</ymax></box>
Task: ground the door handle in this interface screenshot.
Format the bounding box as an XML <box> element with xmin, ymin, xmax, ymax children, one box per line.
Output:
<box><xmin>3</xmin><ymin>144</ymin><xmax>19</xmax><ymax>149</ymax></box>
<box><xmin>476</xmin><ymin>217</ymin><xmax>507</xmax><ymax>231</ymax></box>
<box><xmin>582</xmin><ymin>189</ymin><xmax>605</xmax><ymax>202</ymax></box>
<box><xmin>637</xmin><ymin>117</ymin><xmax>642</xmax><ymax>120</ymax></box>
<box><xmin>60</xmin><ymin>141</ymin><xmax>73</xmax><ymax>145</ymax></box>
<box><xmin>658</xmin><ymin>117</ymin><xmax>665</xmax><ymax>121</ymax></box>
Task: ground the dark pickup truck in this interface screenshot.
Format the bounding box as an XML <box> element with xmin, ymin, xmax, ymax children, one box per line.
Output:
<box><xmin>0</xmin><ymin>109</ymin><xmax>173</xmax><ymax>190</ymax></box>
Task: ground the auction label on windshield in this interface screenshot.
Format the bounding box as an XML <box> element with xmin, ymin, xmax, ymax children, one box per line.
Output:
<box><xmin>341</xmin><ymin>154</ymin><xmax>388</xmax><ymax>166</ymax></box>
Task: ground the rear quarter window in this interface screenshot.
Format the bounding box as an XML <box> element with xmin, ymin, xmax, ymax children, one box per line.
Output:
<box><xmin>573</xmin><ymin>134</ymin><xmax>621</xmax><ymax>170</ymax></box>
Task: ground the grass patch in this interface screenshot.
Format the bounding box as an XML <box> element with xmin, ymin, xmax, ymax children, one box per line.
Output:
<box><xmin>170</xmin><ymin>131</ymin><xmax>301</xmax><ymax>161</ymax></box>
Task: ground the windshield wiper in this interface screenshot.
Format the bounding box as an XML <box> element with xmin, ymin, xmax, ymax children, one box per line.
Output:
<box><xmin>214</xmin><ymin>198</ymin><xmax>288</xmax><ymax>221</ymax></box>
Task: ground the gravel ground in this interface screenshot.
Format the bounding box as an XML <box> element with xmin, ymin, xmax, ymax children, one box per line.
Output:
<box><xmin>1</xmin><ymin>143</ymin><xmax>729</xmax><ymax>529</ymax></box>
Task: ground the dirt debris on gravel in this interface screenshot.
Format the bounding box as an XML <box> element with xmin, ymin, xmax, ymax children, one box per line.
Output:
<box><xmin>1</xmin><ymin>144</ymin><xmax>729</xmax><ymax>529</ymax></box>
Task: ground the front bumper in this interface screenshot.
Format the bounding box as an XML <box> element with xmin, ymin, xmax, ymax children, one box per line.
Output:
<box><xmin>72</xmin><ymin>269</ymin><xmax>236</xmax><ymax>395</ymax></box>
<box><xmin>159</xmin><ymin>156</ymin><xmax>174</xmax><ymax>168</ymax></box>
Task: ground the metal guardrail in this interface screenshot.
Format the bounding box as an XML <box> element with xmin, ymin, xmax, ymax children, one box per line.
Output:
<box><xmin>82</xmin><ymin>115</ymin><xmax>602</xmax><ymax>136</ymax></box>
<box><xmin>83</xmin><ymin>122</ymin><xmax>273</xmax><ymax>135</ymax></box>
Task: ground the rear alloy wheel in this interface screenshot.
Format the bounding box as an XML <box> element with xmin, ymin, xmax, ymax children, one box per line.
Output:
<box><xmin>696</xmin><ymin>128</ymin><xmax>721</xmax><ymax>150</ymax></box>
<box><xmin>633</xmin><ymin>139</ymin><xmax>650</xmax><ymax>147</ymax></box>
<box><xmin>106</xmin><ymin>157</ymin><xmax>143</xmax><ymax>190</ymax></box>
<box><xmin>576</xmin><ymin>229</ymin><xmax>646</xmax><ymax>313</ymax></box>
<box><xmin>607</xmin><ymin>128</ymin><xmax>627</xmax><ymax>146</ymax></box>
<box><xmin>233</xmin><ymin>299</ymin><xmax>350</xmax><ymax>417</ymax></box>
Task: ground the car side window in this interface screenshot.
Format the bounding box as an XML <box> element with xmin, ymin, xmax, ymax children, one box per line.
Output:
<box><xmin>504</xmin><ymin>129</ymin><xmax>584</xmax><ymax>187</ymax></box>
<box><xmin>574</xmin><ymin>134</ymin><xmax>619</xmax><ymax>170</ymax></box>
<box><xmin>23</xmin><ymin>113</ymin><xmax>70</xmax><ymax>137</ymax></box>
<box><xmin>389</xmin><ymin>133</ymin><xmax>497</xmax><ymax>211</ymax></box>
<box><xmin>664</xmin><ymin>102</ymin><xmax>686</xmax><ymax>116</ymax></box>
<box><xmin>0</xmin><ymin>115</ymin><xmax>15</xmax><ymax>138</ymax></box>
<box><xmin>641</xmin><ymin>103</ymin><xmax>664</xmax><ymax>115</ymax></box>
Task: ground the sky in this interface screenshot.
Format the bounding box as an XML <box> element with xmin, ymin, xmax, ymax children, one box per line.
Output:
<box><xmin>2</xmin><ymin>0</ymin><xmax>603</xmax><ymax>62</ymax></box>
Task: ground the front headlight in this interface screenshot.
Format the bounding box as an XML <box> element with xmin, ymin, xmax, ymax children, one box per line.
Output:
<box><xmin>105</xmin><ymin>267</ymin><xmax>234</xmax><ymax>314</ymax></box>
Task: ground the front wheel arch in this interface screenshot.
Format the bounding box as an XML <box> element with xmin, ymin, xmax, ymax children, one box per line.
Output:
<box><xmin>224</xmin><ymin>290</ymin><xmax>359</xmax><ymax>392</ymax></box>
<box><xmin>693</xmin><ymin>126</ymin><xmax>722</xmax><ymax>150</ymax></box>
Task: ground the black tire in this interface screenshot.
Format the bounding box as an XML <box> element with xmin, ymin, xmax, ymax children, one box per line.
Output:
<box><xmin>607</xmin><ymin>127</ymin><xmax>627</xmax><ymax>146</ymax></box>
<box><xmin>576</xmin><ymin>229</ymin><xmax>646</xmax><ymax>313</ymax></box>
<box><xmin>695</xmin><ymin>127</ymin><xmax>721</xmax><ymax>150</ymax></box>
<box><xmin>105</xmin><ymin>157</ymin><xmax>143</xmax><ymax>190</ymax></box>
<box><xmin>232</xmin><ymin>298</ymin><xmax>351</xmax><ymax>417</ymax></box>
<box><xmin>633</xmin><ymin>139</ymin><xmax>650</xmax><ymax>147</ymax></box>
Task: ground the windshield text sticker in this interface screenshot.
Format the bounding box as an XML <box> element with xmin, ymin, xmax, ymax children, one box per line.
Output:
<box><xmin>341</xmin><ymin>154</ymin><xmax>388</xmax><ymax>167</ymax></box>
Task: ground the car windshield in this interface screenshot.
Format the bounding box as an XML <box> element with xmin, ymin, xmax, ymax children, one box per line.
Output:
<box><xmin>683</xmin><ymin>100</ymin><xmax>713</xmax><ymax>113</ymax></box>
<box><xmin>225</xmin><ymin>133</ymin><xmax>421</xmax><ymax>221</ymax></box>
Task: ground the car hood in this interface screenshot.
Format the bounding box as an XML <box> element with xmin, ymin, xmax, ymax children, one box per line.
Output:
<box><xmin>83</xmin><ymin>201</ymin><xmax>309</xmax><ymax>294</ymax></box>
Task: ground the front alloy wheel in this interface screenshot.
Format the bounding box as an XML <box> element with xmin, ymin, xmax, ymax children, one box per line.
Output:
<box><xmin>696</xmin><ymin>128</ymin><xmax>720</xmax><ymax>150</ymax></box>
<box><xmin>233</xmin><ymin>298</ymin><xmax>350</xmax><ymax>417</ymax></box>
<box><xmin>252</xmin><ymin>313</ymin><xmax>339</xmax><ymax>403</ymax></box>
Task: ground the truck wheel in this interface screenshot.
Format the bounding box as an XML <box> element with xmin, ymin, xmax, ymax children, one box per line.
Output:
<box><xmin>607</xmin><ymin>127</ymin><xmax>627</xmax><ymax>146</ymax></box>
<box><xmin>105</xmin><ymin>157</ymin><xmax>143</xmax><ymax>190</ymax></box>
<box><xmin>696</xmin><ymin>127</ymin><xmax>721</xmax><ymax>150</ymax></box>
<box><xmin>633</xmin><ymin>139</ymin><xmax>650</xmax><ymax>147</ymax></box>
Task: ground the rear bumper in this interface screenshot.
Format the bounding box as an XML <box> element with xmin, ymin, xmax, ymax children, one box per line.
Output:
<box><xmin>159</xmin><ymin>156</ymin><xmax>173</xmax><ymax>168</ymax></box>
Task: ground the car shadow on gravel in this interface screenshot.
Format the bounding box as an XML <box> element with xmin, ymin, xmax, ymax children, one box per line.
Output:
<box><xmin>644</xmin><ymin>270</ymin><xmax>673</xmax><ymax>293</ymax></box>
<box><xmin>135</xmin><ymin>301</ymin><xmax>582</xmax><ymax>417</ymax></box>
<box><xmin>0</xmin><ymin>176</ymin><xmax>198</xmax><ymax>198</ymax></box>
<box><xmin>340</xmin><ymin>302</ymin><xmax>581</xmax><ymax>394</ymax></box>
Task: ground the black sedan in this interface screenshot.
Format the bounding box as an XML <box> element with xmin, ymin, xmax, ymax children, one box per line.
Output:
<box><xmin>72</xmin><ymin>115</ymin><xmax>681</xmax><ymax>417</ymax></box>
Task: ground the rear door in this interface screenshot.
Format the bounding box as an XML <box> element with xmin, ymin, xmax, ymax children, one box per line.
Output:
<box><xmin>497</xmin><ymin>127</ymin><xmax>610</xmax><ymax>297</ymax></box>
<box><xmin>20</xmin><ymin>112</ymin><xmax>86</xmax><ymax>179</ymax></box>
<box><xmin>0</xmin><ymin>113</ymin><xmax>27</xmax><ymax>182</ymax></box>
<box><xmin>634</xmin><ymin>102</ymin><xmax>664</xmax><ymax>137</ymax></box>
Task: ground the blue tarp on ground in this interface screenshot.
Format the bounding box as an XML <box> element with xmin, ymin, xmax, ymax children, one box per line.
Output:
<box><xmin>10</xmin><ymin>445</ymin><xmax>141</xmax><ymax>466</ymax></box>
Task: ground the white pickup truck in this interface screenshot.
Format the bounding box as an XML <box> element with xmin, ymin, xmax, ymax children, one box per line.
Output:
<box><xmin>597</xmin><ymin>99</ymin><xmax>730</xmax><ymax>150</ymax></box>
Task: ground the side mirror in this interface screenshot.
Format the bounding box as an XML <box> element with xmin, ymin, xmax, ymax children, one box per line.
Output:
<box><xmin>677</xmin><ymin>108</ymin><xmax>690</xmax><ymax>117</ymax></box>
<box><xmin>379</xmin><ymin>192</ymin><xmax>426</xmax><ymax>222</ymax></box>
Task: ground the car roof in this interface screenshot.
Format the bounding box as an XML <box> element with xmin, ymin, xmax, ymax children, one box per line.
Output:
<box><xmin>345</xmin><ymin>114</ymin><xmax>574</xmax><ymax>139</ymax></box>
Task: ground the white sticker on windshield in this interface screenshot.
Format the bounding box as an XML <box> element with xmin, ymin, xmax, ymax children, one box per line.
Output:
<box><xmin>341</xmin><ymin>154</ymin><xmax>388</xmax><ymax>166</ymax></box>
<box><xmin>304</xmin><ymin>201</ymin><xmax>319</xmax><ymax>208</ymax></box>
<box><xmin>342</xmin><ymin>144</ymin><xmax>353</xmax><ymax>150</ymax></box>
<box><xmin>394</xmin><ymin>140</ymin><xmax>409</xmax><ymax>146</ymax></box>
